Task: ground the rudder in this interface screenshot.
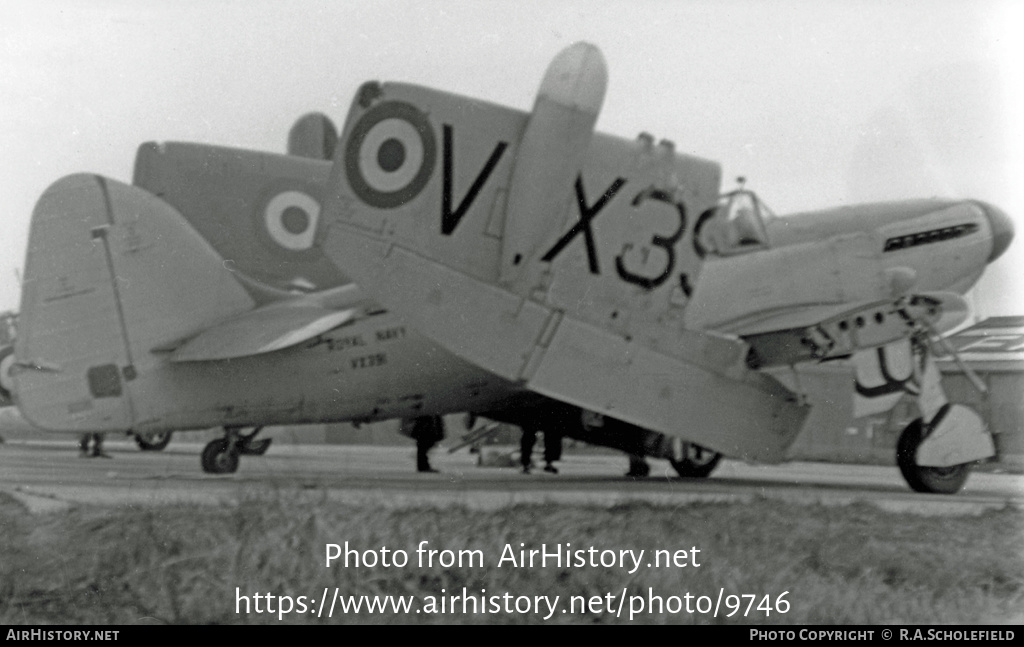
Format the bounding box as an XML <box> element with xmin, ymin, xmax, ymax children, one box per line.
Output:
<box><xmin>15</xmin><ymin>174</ymin><xmax>254</xmax><ymax>432</ymax></box>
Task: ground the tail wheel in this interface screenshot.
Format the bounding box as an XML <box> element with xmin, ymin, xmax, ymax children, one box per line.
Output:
<box><xmin>201</xmin><ymin>438</ymin><xmax>239</xmax><ymax>474</ymax></box>
<box><xmin>670</xmin><ymin>442</ymin><xmax>722</xmax><ymax>478</ymax></box>
<box><xmin>896</xmin><ymin>418</ymin><xmax>971</xmax><ymax>494</ymax></box>
<box><xmin>134</xmin><ymin>431</ymin><xmax>173</xmax><ymax>452</ymax></box>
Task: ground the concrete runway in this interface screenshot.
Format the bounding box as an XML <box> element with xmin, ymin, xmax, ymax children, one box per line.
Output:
<box><xmin>1</xmin><ymin>438</ymin><xmax>1022</xmax><ymax>515</ymax></box>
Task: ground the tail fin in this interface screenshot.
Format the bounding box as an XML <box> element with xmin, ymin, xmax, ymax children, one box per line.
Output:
<box><xmin>133</xmin><ymin>141</ymin><xmax>346</xmax><ymax>291</ymax></box>
<box><xmin>288</xmin><ymin>112</ymin><xmax>339</xmax><ymax>160</ymax></box>
<box><xmin>15</xmin><ymin>174</ymin><xmax>253</xmax><ymax>432</ymax></box>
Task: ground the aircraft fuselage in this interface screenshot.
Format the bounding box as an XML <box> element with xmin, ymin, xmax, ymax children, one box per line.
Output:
<box><xmin>19</xmin><ymin>307</ymin><xmax>520</xmax><ymax>435</ymax></box>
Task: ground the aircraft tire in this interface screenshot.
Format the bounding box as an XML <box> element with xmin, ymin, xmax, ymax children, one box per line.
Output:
<box><xmin>669</xmin><ymin>443</ymin><xmax>722</xmax><ymax>478</ymax></box>
<box><xmin>134</xmin><ymin>431</ymin><xmax>172</xmax><ymax>452</ymax></box>
<box><xmin>201</xmin><ymin>438</ymin><xmax>240</xmax><ymax>474</ymax></box>
<box><xmin>896</xmin><ymin>418</ymin><xmax>971</xmax><ymax>494</ymax></box>
<box><xmin>0</xmin><ymin>345</ymin><xmax>15</xmax><ymax>405</ymax></box>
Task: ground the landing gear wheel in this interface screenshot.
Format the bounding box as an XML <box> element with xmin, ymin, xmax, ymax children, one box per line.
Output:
<box><xmin>134</xmin><ymin>431</ymin><xmax>172</xmax><ymax>452</ymax></box>
<box><xmin>240</xmin><ymin>438</ymin><xmax>272</xmax><ymax>456</ymax></box>
<box><xmin>670</xmin><ymin>443</ymin><xmax>722</xmax><ymax>478</ymax></box>
<box><xmin>896</xmin><ymin>418</ymin><xmax>971</xmax><ymax>494</ymax></box>
<box><xmin>201</xmin><ymin>438</ymin><xmax>239</xmax><ymax>474</ymax></box>
<box><xmin>238</xmin><ymin>427</ymin><xmax>272</xmax><ymax>456</ymax></box>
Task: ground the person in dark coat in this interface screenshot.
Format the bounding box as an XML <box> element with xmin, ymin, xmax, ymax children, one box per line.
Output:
<box><xmin>520</xmin><ymin>425</ymin><xmax>562</xmax><ymax>474</ymax></box>
<box><xmin>401</xmin><ymin>415</ymin><xmax>445</xmax><ymax>473</ymax></box>
<box><xmin>78</xmin><ymin>433</ymin><xmax>110</xmax><ymax>458</ymax></box>
<box><xmin>626</xmin><ymin>453</ymin><xmax>650</xmax><ymax>477</ymax></box>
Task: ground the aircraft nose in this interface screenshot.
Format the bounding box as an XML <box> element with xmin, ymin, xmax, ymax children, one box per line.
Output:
<box><xmin>976</xmin><ymin>201</ymin><xmax>1014</xmax><ymax>263</ymax></box>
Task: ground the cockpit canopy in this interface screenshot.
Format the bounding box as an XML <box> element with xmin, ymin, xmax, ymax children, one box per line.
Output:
<box><xmin>696</xmin><ymin>187</ymin><xmax>774</xmax><ymax>257</ymax></box>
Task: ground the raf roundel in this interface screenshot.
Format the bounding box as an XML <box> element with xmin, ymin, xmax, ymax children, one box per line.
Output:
<box><xmin>263</xmin><ymin>190</ymin><xmax>321</xmax><ymax>251</ymax></box>
<box><xmin>344</xmin><ymin>101</ymin><xmax>436</xmax><ymax>209</ymax></box>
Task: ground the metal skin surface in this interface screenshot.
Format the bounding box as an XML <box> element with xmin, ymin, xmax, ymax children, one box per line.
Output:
<box><xmin>14</xmin><ymin>175</ymin><xmax>521</xmax><ymax>436</ymax></box>
<box><xmin>9</xmin><ymin>43</ymin><xmax>1014</xmax><ymax>491</ymax></box>
<box><xmin>318</xmin><ymin>44</ymin><xmax>1010</xmax><ymax>470</ymax></box>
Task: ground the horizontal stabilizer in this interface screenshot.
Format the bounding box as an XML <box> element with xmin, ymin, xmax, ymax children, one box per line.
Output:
<box><xmin>165</xmin><ymin>302</ymin><xmax>356</xmax><ymax>362</ymax></box>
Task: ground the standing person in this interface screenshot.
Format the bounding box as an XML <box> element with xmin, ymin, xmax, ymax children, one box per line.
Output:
<box><xmin>520</xmin><ymin>426</ymin><xmax>562</xmax><ymax>474</ymax></box>
<box><xmin>626</xmin><ymin>454</ymin><xmax>650</xmax><ymax>477</ymax></box>
<box><xmin>401</xmin><ymin>415</ymin><xmax>445</xmax><ymax>473</ymax></box>
<box><xmin>78</xmin><ymin>433</ymin><xmax>110</xmax><ymax>458</ymax></box>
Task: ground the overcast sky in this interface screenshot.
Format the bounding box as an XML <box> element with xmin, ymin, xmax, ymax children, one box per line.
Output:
<box><xmin>2</xmin><ymin>0</ymin><xmax>1020</xmax><ymax>317</ymax></box>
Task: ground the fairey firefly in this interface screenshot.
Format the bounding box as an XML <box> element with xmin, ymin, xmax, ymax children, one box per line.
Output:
<box><xmin>12</xmin><ymin>43</ymin><xmax>1012</xmax><ymax>492</ymax></box>
<box><xmin>0</xmin><ymin>113</ymin><xmax>342</xmax><ymax>455</ymax></box>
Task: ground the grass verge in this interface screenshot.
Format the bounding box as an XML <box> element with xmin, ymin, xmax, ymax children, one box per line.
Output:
<box><xmin>1</xmin><ymin>491</ymin><xmax>1021</xmax><ymax>624</ymax></box>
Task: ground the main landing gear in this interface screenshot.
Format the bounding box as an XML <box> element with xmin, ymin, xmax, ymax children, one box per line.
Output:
<box><xmin>634</xmin><ymin>435</ymin><xmax>721</xmax><ymax>479</ymax></box>
<box><xmin>891</xmin><ymin>322</ymin><xmax>993</xmax><ymax>494</ymax></box>
<box><xmin>669</xmin><ymin>441</ymin><xmax>722</xmax><ymax>478</ymax></box>
<box><xmin>200</xmin><ymin>426</ymin><xmax>273</xmax><ymax>474</ymax></box>
<box><xmin>896</xmin><ymin>415</ymin><xmax>972</xmax><ymax>494</ymax></box>
<box><xmin>134</xmin><ymin>430</ymin><xmax>173</xmax><ymax>452</ymax></box>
